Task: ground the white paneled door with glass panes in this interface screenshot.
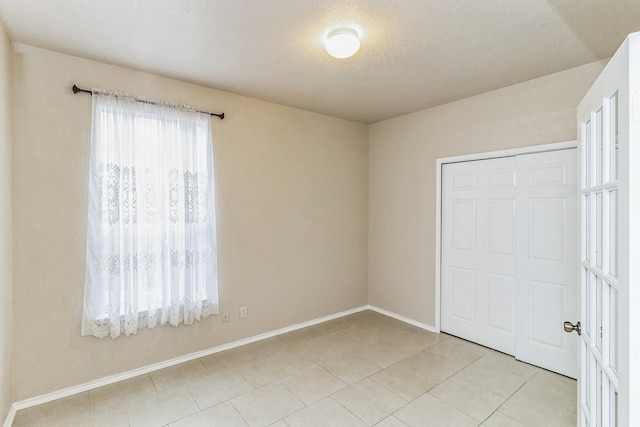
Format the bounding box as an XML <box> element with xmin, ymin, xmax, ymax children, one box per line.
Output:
<box><xmin>576</xmin><ymin>31</ymin><xmax>640</xmax><ymax>427</ymax></box>
<box><xmin>441</xmin><ymin>149</ymin><xmax>578</xmax><ymax>378</ymax></box>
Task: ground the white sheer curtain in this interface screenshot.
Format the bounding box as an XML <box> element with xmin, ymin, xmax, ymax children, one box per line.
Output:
<box><xmin>83</xmin><ymin>91</ymin><xmax>219</xmax><ymax>339</ymax></box>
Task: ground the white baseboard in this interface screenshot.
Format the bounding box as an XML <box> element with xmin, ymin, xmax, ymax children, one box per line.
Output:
<box><xmin>367</xmin><ymin>305</ymin><xmax>439</xmax><ymax>333</ymax></box>
<box><xmin>3</xmin><ymin>407</ymin><xmax>15</xmax><ymax>427</ymax></box>
<box><xmin>4</xmin><ymin>305</ymin><xmax>368</xmax><ymax>423</ymax></box>
<box><xmin>3</xmin><ymin>304</ymin><xmax>436</xmax><ymax>426</ymax></box>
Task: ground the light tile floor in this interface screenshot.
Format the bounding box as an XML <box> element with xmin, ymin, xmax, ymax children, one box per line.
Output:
<box><xmin>12</xmin><ymin>310</ymin><xmax>577</xmax><ymax>427</ymax></box>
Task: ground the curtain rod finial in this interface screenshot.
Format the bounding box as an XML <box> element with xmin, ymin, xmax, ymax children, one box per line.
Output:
<box><xmin>72</xmin><ymin>84</ymin><xmax>80</xmax><ymax>94</ymax></box>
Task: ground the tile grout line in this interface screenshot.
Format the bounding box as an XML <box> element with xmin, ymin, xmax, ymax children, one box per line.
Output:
<box><xmin>478</xmin><ymin>370</ymin><xmax>540</xmax><ymax>425</ymax></box>
<box><xmin>378</xmin><ymin>347</ymin><xmax>509</xmax><ymax>425</ymax></box>
<box><xmin>229</xmin><ymin>399</ymin><xmax>251</xmax><ymax>427</ymax></box>
<box><xmin>328</xmin><ymin>395</ymin><xmax>370</xmax><ymax>426</ymax></box>
<box><xmin>390</xmin><ymin>354</ymin><xmax>484</xmax><ymax>422</ymax></box>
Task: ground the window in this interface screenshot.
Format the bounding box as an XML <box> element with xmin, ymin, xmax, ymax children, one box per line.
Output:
<box><xmin>82</xmin><ymin>92</ymin><xmax>219</xmax><ymax>339</ymax></box>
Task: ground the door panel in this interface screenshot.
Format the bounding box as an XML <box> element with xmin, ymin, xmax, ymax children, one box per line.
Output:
<box><xmin>487</xmin><ymin>273</ymin><xmax>515</xmax><ymax>332</ymax></box>
<box><xmin>515</xmin><ymin>149</ymin><xmax>578</xmax><ymax>378</ymax></box>
<box><xmin>450</xmin><ymin>267</ymin><xmax>476</xmax><ymax>321</ymax></box>
<box><xmin>451</xmin><ymin>200</ymin><xmax>476</xmax><ymax>250</ymax></box>
<box><xmin>529</xmin><ymin>198</ymin><xmax>565</xmax><ymax>261</ymax></box>
<box><xmin>530</xmin><ymin>280</ymin><xmax>564</xmax><ymax>346</ymax></box>
<box><xmin>488</xmin><ymin>200</ymin><xmax>515</xmax><ymax>254</ymax></box>
<box><xmin>441</xmin><ymin>157</ymin><xmax>517</xmax><ymax>355</ymax></box>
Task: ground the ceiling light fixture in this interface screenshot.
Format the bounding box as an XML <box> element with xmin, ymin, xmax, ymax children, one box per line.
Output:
<box><xmin>325</xmin><ymin>28</ymin><xmax>360</xmax><ymax>59</ymax></box>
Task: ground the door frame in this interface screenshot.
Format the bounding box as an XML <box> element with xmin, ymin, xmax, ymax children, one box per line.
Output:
<box><xmin>435</xmin><ymin>140</ymin><xmax>577</xmax><ymax>332</ymax></box>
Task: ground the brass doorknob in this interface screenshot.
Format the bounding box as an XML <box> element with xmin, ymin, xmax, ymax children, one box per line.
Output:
<box><xmin>563</xmin><ymin>321</ymin><xmax>581</xmax><ymax>336</ymax></box>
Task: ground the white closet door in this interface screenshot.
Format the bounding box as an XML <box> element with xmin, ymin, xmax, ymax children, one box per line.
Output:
<box><xmin>515</xmin><ymin>149</ymin><xmax>578</xmax><ymax>378</ymax></box>
<box><xmin>441</xmin><ymin>157</ymin><xmax>517</xmax><ymax>355</ymax></box>
<box><xmin>441</xmin><ymin>150</ymin><xmax>578</xmax><ymax>376</ymax></box>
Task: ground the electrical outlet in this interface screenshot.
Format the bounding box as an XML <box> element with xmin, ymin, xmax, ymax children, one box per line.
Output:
<box><xmin>240</xmin><ymin>306</ymin><xmax>247</xmax><ymax>319</ymax></box>
<box><xmin>222</xmin><ymin>310</ymin><xmax>230</xmax><ymax>323</ymax></box>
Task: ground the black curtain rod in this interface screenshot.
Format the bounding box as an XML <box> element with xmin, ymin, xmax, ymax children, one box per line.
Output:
<box><xmin>72</xmin><ymin>85</ymin><xmax>224</xmax><ymax>120</ymax></box>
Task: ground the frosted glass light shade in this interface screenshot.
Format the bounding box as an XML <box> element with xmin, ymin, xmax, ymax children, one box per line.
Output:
<box><xmin>325</xmin><ymin>28</ymin><xmax>360</xmax><ymax>59</ymax></box>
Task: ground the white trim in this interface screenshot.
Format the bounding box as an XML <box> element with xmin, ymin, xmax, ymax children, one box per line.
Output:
<box><xmin>434</xmin><ymin>140</ymin><xmax>578</xmax><ymax>337</ymax></box>
<box><xmin>5</xmin><ymin>306</ymin><xmax>369</xmax><ymax>420</ymax></box>
<box><xmin>435</xmin><ymin>154</ymin><xmax>443</xmax><ymax>333</ymax></box>
<box><xmin>3</xmin><ymin>407</ymin><xmax>15</xmax><ymax>427</ymax></box>
<box><xmin>437</xmin><ymin>140</ymin><xmax>577</xmax><ymax>165</ymax></box>
<box><xmin>367</xmin><ymin>305</ymin><xmax>438</xmax><ymax>333</ymax></box>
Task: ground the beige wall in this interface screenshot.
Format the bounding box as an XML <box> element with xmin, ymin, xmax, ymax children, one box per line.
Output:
<box><xmin>11</xmin><ymin>44</ymin><xmax>368</xmax><ymax>400</ymax></box>
<box><xmin>0</xmin><ymin>20</ymin><xmax>12</xmax><ymax>422</ymax></box>
<box><xmin>368</xmin><ymin>60</ymin><xmax>606</xmax><ymax>326</ymax></box>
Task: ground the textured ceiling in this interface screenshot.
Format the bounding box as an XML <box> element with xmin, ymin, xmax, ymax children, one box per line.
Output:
<box><xmin>1</xmin><ymin>0</ymin><xmax>640</xmax><ymax>123</ymax></box>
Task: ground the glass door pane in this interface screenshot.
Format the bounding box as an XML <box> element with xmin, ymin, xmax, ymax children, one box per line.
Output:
<box><xmin>609</xmin><ymin>93</ymin><xmax>618</xmax><ymax>181</ymax></box>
